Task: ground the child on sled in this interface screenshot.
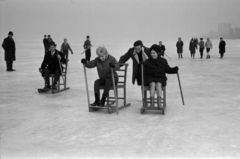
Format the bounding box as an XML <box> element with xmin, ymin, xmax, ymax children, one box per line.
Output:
<box><xmin>143</xmin><ymin>44</ymin><xmax>179</xmax><ymax>108</ymax></box>
<box><xmin>81</xmin><ymin>46</ymin><xmax>119</xmax><ymax>107</ymax></box>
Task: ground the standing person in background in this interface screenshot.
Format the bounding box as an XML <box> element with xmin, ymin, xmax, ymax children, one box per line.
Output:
<box><xmin>43</xmin><ymin>35</ymin><xmax>49</xmax><ymax>54</ymax></box>
<box><xmin>2</xmin><ymin>31</ymin><xmax>16</xmax><ymax>71</ymax></box>
<box><xmin>61</xmin><ymin>38</ymin><xmax>73</xmax><ymax>59</ymax></box>
<box><xmin>48</xmin><ymin>35</ymin><xmax>53</xmax><ymax>43</ymax></box>
<box><xmin>158</xmin><ymin>41</ymin><xmax>166</xmax><ymax>57</ymax></box>
<box><xmin>219</xmin><ymin>37</ymin><xmax>226</xmax><ymax>58</ymax></box>
<box><xmin>83</xmin><ymin>35</ymin><xmax>92</xmax><ymax>62</ymax></box>
<box><xmin>118</xmin><ymin>40</ymin><xmax>149</xmax><ymax>86</ymax></box>
<box><xmin>176</xmin><ymin>37</ymin><xmax>184</xmax><ymax>59</ymax></box>
<box><xmin>198</xmin><ymin>38</ymin><xmax>205</xmax><ymax>59</ymax></box>
<box><xmin>194</xmin><ymin>38</ymin><xmax>198</xmax><ymax>49</ymax></box>
<box><xmin>205</xmin><ymin>38</ymin><xmax>212</xmax><ymax>59</ymax></box>
<box><xmin>189</xmin><ymin>38</ymin><xmax>197</xmax><ymax>59</ymax></box>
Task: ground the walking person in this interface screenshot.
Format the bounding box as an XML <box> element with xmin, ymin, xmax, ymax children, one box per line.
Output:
<box><xmin>83</xmin><ymin>35</ymin><xmax>92</xmax><ymax>62</ymax></box>
<box><xmin>158</xmin><ymin>41</ymin><xmax>166</xmax><ymax>57</ymax></box>
<box><xmin>60</xmin><ymin>38</ymin><xmax>73</xmax><ymax>59</ymax></box>
<box><xmin>219</xmin><ymin>37</ymin><xmax>226</xmax><ymax>58</ymax></box>
<box><xmin>198</xmin><ymin>38</ymin><xmax>205</xmax><ymax>59</ymax></box>
<box><xmin>176</xmin><ymin>37</ymin><xmax>184</xmax><ymax>59</ymax></box>
<box><xmin>2</xmin><ymin>31</ymin><xmax>16</xmax><ymax>71</ymax></box>
<box><xmin>43</xmin><ymin>35</ymin><xmax>49</xmax><ymax>54</ymax></box>
<box><xmin>205</xmin><ymin>38</ymin><xmax>212</xmax><ymax>59</ymax></box>
<box><xmin>189</xmin><ymin>38</ymin><xmax>197</xmax><ymax>59</ymax></box>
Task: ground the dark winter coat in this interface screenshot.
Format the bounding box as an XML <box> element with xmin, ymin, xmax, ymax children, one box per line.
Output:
<box><xmin>143</xmin><ymin>57</ymin><xmax>177</xmax><ymax>86</ymax></box>
<box><xmin>85</xmin><ymin>54</ymin><xmax>119</xmax><ymax>80</ymax></box>
<box><xmin>2</xmin><ymin>37</ymin><xmax>16</xmax><ymax>61</ymax></box>
<box><xmin>40</xmin><ymin>50</ymin><xmax>66</xmax><ymax>76</ymax></box>
<box><xmin>176</xmin><ymin>41</ymin><xmax>184</xmax><ymax>53</ymax></box>
<box><xmin>219</xmin><ymin>40</ymin><xmax>226</xmax><ymax>53</ymax></box>
<box><xmin>43</xmin><ymin>38</ymin><xmax>49</xmax><ymax>51</ymax></box>
<box><xmin>118</xmin><ymin>46</ymin><xmax>150</xmax><ymax>85</ymax></box>
<box><xmin>159</xmin><ymin>45</ymin><xmax>166</xmax><ymax>56</ymax></box>
<box><xmin>189</xmin><ymin>41</ymin><xmax>197</xmax><ymax>53</ymax></box>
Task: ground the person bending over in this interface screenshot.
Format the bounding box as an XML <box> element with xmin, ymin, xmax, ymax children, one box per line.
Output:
<box><xmin>144</xmin><ymin>44</ymin><xmax>179</xmax><ymax>108</ymax></box>
<box><xmin>81</xmin><ymin>46</ymin><xmax>119</xmax><ymax>107</ymax></box>
<box><xmin>39</xmin><ymin>42</ymin><xmax>66</xmax><ymax>89</ymax></box>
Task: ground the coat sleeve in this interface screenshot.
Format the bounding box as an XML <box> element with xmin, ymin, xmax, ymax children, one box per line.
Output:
<box><xmin>68</xmin><ymin>44</ymin><xmax>73</xmax><ymax>53</ymax></box>
<box><xmin>111</xmin><ymin>57</ymin><xmax>120</xmax><ymax>71</ymax></box>
<box><xmin>85</xmin><ymin>58</ymin><xmax>97</xmax><ymax>68</ymax></box>
<box><xmin>2</xmin><ymin>39</ymin><xmax>7</xmax><ymax>51</ymax></box>
<box><xmin>83</xmin><ymin>41</ymin><xmax>86</xmax><ymax>49</ymax></box>
<box><xmin>59</xmin><ymin>51</ymin><xmax>66</xmax><ymax>64</ymax></box>
<box><xmin>164</xmin><ymin>59</ymin><xmax>177</xmax><ymax>74</ymax></box>
<box><xmin>41</xmin><ymin>54</ymin><xmax>48</xmax><ymax>70</ymax></box>
<box><xmin>118</xmin><ymin>49</ymin><xmax>131</xmax><ymax>64</ymax></box>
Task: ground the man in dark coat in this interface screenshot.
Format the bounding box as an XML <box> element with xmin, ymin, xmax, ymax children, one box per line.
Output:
<box><xmin>219</xmin><ymin>37</ymin><xmax>226</xmax><ymax>58</ymax></box>
<box><xmin>159</xmin><ymin>41</ymin><xmax>166</xmax><ymax>57</ymax></box>
<box><xmin>176</xmin><ymin>37</ymin><xmax>184</xmax><ymax>59</ymax></box>
<box><xmin>2</xmin><ymin>31</ymin><xmax>16</xmax><ymax>71</ymax></box>
<box><xmin>43</xmin><ymin>35</ymin><xmax>49</xmax><ymax>54</ymax></box>
<box><xmin>118</xmin><ymin>40</ymin><xmax>150</xmax><ymax>86</ymax></box>
<box><xmin>39</xmin><ymin>42</ymin><xmax>66</xmax><ymax>89</ymax></box>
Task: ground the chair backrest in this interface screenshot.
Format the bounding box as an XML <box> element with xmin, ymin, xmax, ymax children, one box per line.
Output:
<box><xmin>110</xmin><ymin>63</ymin><xmax>128</xmax><ymax>87</ymax></box>
<box><xmin>62</xmin><ymin>59</ymin><xmax>69</xmax><ymax>76</ymax></box>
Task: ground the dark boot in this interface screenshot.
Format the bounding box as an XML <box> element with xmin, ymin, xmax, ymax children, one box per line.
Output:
<box><xmin>99</xmin><ymin>94</ymin><xmax>107</xmax><ymax>107</ymax></box>
<box><xmin>90</xmin><ymin>93</ymin><xmax>100</xmax><ymax>106</ymax></box>
<box><xmin>150</xmin><ymin>97</ymin><xmax>154</xmax><ymax>109</ymax></box>
<box><xmin>157</xmin><ymin>96</ymin><xmax>162</xmax><ymax>108</ymax></box>
<box><xmin>44</xmin><ymin>82</ymin><xmax>51</xmax><ymax>89</ymax></box>
<box><xmin>52</xmin><ymin>82</ymin><xmax>57</xmax><ymax>89</ymax></box>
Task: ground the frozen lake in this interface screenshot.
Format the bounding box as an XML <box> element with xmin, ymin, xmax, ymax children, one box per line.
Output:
<box><xmin>1</xmin><ymin>39</ymin><xmax>240</xmax><ymax>158</ymax></box>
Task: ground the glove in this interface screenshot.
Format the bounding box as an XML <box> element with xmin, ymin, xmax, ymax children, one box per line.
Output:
<box><xmin>81</xmin><ymin>59</ymin><xmax>87</xmax><ymax>64</ymax></box>
<box><xmin>109</xmin><ymin>63</ymin><xmax>115</xmax><ymax>68</ymax></box>
<box><xmin>174</xmin><ymin>66</ymin><xmax>179</xmax><ymax>72</ymax></box>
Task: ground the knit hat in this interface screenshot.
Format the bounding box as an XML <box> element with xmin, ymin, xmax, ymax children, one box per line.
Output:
<box><xmin>133</xmin><ymin>40</ymin><xmax>143</xmax><ymax>47</ymax></box>
<box><xmin>8</xmin><ymin>31</ymin><xmax>14</xmax><ymax>35</ymax></box>
<box><xmin>149</xmin><ymin>44</ymin><xmax>160</xmax><ymax>54</ymax></box>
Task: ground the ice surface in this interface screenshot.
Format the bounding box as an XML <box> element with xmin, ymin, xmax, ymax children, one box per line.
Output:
<box><xmin>0</xmin><ymin>39</ymin><xmax>240</xmax><ymax>158</ymax></box>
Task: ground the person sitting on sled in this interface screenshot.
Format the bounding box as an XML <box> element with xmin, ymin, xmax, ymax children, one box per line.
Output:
<box><xmin>81</xmin><ymin>46</ymin><xmax>120</xmax><ymax>107</ymax></box>
<box><xmin>143</xmin><ymin>44</ymin><xmax>179</xmax><ymax>108</ymax></box>
<box><xmin>39</xmin><ymin>42</ymin><xmax>66</xmax><ymax>89</ymax></box>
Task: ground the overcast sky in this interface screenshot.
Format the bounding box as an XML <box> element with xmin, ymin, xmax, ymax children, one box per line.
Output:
<box><xmin>1</xmin><ymin>0</ymin><xmax>240</xmax><ymax>42</ymax></box>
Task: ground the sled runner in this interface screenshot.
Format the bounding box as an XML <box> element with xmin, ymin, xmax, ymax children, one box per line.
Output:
<box><xmin>83</xmin><ymin>63</ymin><xmax>131</xmax><ymax>114</ymax></box>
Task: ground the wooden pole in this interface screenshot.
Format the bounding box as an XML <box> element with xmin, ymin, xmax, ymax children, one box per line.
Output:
<box><xmin>83</xmin><ymin>64</ymin><xmax>91</xmax><ymax>111</ymax></box>
<box><xmin>177</xmin><ymin>72</ymin><xmax>184</xmax><ymax>105</ymax></box>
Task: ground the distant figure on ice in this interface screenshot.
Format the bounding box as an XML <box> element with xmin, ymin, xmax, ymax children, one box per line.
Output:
<box><xmin>81</xmin><ymin>46</ymin><xmax>119</xmax><ymax>107</ymax></box>
<box><xmin>83</xmin><ymin>35</ymin><xmax>92</xmax><ymax>62</ymax></box>
<box><xmin>60</xmin><ymin>38</ymin><xmax>73</xmax><ymax>59</ymax></box>
<box><xmin>43</xmin><ymin>35</ymin><xmax>49</xmax><ymax>54</ymax></box>
<box><xmin>198</xmin><ymin>38</ymin><xmax>205</xmax><ymax>59</ymax></box>
<box><xmin>118</xmin><ymin>40</ymin><xmax>150</xmax><ymax>86</ymax></box>
<box><xmin>48</xmin><ymin>35</ymin><xmax>53</xmax><ymax>43</ymax></box>
<box><xmin>219</xmin><ymin>37</ymin><xmax>226</xmax><ymax>58</ymax></box>
<box><xmin>2</xmin><ymin>31</ymin><xmax>16</xmax><ymax>71</ymax></box>
<box><xmin>194</xmin><ymin>38</ymin><xmax>198</xmax><ymax>49</ymax></box>
<box><xmin>39</xmin><ymin>42</ymin><xmax>66</xmax><ymax>89</ymax></box>
<box><xmin>158</xmin><ymin>41</ymin><xmax>166</xmax><ymax>57</ymax></box>
<box><xmin>205</xmin><ymin>38</ymin><xmax>212</xmax><ymax>59</ymax></box>
<box><xmin>176</xmin><ymin>37</ymin><xmax>184</xmax><ymax>59</ymax></box>
<box><xmin>189</xmin><ymin>38</ymin><xmax>197</xmax><ymax>59</ymax></box>
<box><xmin>143</xmin><ymin>44</ymin><xmax>179</xmax><ymax>108</ymax></box>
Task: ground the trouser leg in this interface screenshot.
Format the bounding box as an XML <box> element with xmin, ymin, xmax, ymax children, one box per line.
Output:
<box><xmin>103</xmin><ymin>78</ymin><xmax>118</xmax><ymax>96</ymax></box>
<box><xmin>94</xmin><ymin>79</ymin><xmax>105</xmax><ymax>94</ymax></box>
<box><xmin>54</xmin><ymin>69</ymin><xmax>60</xmax><ymax>84</ymax></box>
<box><xmin>6</xmin><ymin>61</ymin><xmax>10</xmax><ymax>70</ymax></box>
<box><xmin>44</xmin><ymin>68</ymin><xmax>51</xmax><ymax>84</ymax></box>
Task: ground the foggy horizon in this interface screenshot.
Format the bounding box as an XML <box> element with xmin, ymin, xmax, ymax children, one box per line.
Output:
<box><xmin>1</xmin><ymin>0</ymin><xmax>240</xmax><ymax>43</ymax></box>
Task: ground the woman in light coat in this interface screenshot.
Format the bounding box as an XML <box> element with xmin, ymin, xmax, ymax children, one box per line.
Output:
<box><xmin>205</xmin><ymin>38</ymin><xmax>212</xmax><ymax>59</ymax></box>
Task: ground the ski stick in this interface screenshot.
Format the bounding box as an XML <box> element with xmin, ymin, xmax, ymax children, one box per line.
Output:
<box><xmin>83</xmin><ymin>64</ymin><xmax>91</xmax><ymax>111</ymax></box>
<box><xmin>57</xmin><ymin>52</ymin><xmax>65</xmax><ymax>84</ymax></box>
<box><xmin>177</xmin><ymin>72</ymin><xmax>184</xmax><ymax>105</ymax></box>
<box><xmin>81</xmin><ymin>45</ymin><xmax>92</xmax><ymax>55</ymax></box>
<box><xmin>164</xmin><ymin>53</ymin><xmax>172</xmax><ymax>60</ymax></box>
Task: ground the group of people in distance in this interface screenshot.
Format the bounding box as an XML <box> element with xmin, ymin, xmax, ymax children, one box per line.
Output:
<box><xmin>81</xmin><ymin>40</ymin><xmax>178</xmax><ymax>108</ymax></box>
<box><xmin>176</xmin><ymin>37</ymin><xmax>226</xmax><ymax>59</ymax></box>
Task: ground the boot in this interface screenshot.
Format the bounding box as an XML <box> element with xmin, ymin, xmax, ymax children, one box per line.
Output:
<box><xmin>99</xmin><ymin>94</ymin><xmax>107</xmax><ymax>107</ymax></box>
<box><xmin>44</xmin><ymin>82</ymin><xmax>51</xmax><ymax>89</ymax></box>
<box><xmin>181</xmin><ymin>54</ymin><xmax>183</xmax><ymax>58</ymax></box>
<box><xmin>52</xmin><ymin>82</ymin><xmax>57</xmax><ymax>89</ymax></box>
<box><xmin>90</xmin><ymin>93</ymin><xmax>100</xmax><ymax>106</ymax></box>
<box><xmin>209</xmin><ymin>55</ymin><xmax>211</xmax><ymax>59</ymax></box>
<box><xmin>157</xmin><ymin>96</ymin><xmax>162</xmax><ymax>108</ymax></box>
<box><xmin>150</xmin><ymin>97</ymin><xmax>154</xmax><ymax>109</ymax></box>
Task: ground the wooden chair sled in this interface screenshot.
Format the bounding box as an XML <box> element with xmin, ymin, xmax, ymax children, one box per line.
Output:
<box><xmin>38</xmin><ymin>59</ymin><xmax>70</xmax><ymax>94</ymax></box>
<box><xmin>141</xmin><ymin>63</ymin><xmax>166</xmax><ymax>114</ymax></box>
<box><xmin>83</xmin><ymin>63</ymin><xmax>131</xmax><ymax>114</ymax></box>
